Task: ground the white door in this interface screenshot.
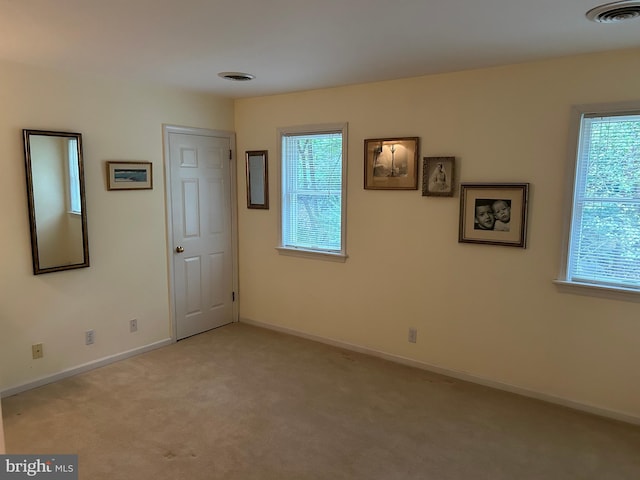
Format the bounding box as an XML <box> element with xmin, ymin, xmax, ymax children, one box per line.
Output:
<box><xmin>167</xmin><ymin>129</ymin><xmax>235</xmax><ymax>340</ymax></box>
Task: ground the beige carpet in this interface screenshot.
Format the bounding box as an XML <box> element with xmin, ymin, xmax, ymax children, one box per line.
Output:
<box><xmin>2</xmin><ymin>322</ymin><xmax>640</xmax><ymax>479</ymax></box>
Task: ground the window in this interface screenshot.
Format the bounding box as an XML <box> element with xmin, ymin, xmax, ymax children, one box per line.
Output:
<box><xmin>68</xmin><ymin>138</ymin><xmax>81</xmax><ymax>214</ymax></box>
<box><xmin>278</xmin><ymin>123</ymin><xmax>348</xmax><ymax>261</ymax></box>
<box><xmin>558</xmin><ymin>103</ymin><xmax>640</xmax><ymax>296</ymax></box>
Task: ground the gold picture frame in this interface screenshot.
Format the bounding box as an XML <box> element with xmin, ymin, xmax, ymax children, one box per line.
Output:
<box><xmin>245</xmin><ymin>150</ymin><xmax>269</xmax><ymax>209</ymax></box>
<box><xmin>364</xmin><ymin>137</ymin><xmax>419</xmax><ymax>190</ymax></box>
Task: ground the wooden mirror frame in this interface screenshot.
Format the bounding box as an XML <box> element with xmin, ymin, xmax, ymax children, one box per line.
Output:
<box><xmin>245</xmin><ymin>150</ymin><xmax>269</xmax><ymax>209</ymax></box>
<box><xmin>23</xmin><ymin>129</ymin><xmax>90</xmax><ymax>274</ymax></box>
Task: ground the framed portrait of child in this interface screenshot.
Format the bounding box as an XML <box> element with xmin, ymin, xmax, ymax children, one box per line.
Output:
<box><xmin>458</xmin><ymin>183</ymin><xmax>530</xmax><ymax>248</ymax></box>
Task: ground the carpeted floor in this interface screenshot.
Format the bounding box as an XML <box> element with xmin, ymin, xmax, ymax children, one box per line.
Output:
<box><xmin>2</xmin><ymin>322</ymin><xmax>640</xmax><ymax>479</ymax></box>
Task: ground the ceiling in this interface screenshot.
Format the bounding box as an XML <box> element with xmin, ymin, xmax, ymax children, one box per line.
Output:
<box><xmin>0</xmin><ymin>0</ymin><xmax>638</xmax><ymax>98</ymax></box>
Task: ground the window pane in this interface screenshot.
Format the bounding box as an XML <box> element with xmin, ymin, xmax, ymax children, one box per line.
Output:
<box><xmin>281</xmin><ymin>129</ymin><xmax>344</xmax><ymax>253</ymax></box>
<box><xmin>68</xmin><ymin>139</ymin><xmax>81</xmax><ymax>214</ymax></box>
<box><xmin>568</xmin><ymin>112</ymin><xmax>640</xmax><ymax>290</ymax></box>
<box><xmin>288</xmin><ymin>193</ymin><xmax>342</xmax><ymax>250</ymax></box>
<box><xmin>572</xmin><ymin>201</ymin><xmax>640</xmax><ymax>287</ymax></box>
<box><xmin>582</xmin><ymin>116</ymin><xmax>640</xmax><ymax>199</ymax></box>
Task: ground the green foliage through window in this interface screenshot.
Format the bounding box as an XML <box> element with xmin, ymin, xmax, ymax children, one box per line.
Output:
<box><xmin>569</xmin><ymin>113</ymin><xmax>640</xmax><ymax>289</ymax></box>
<box><xmin>281</xmin><ymin>127</ymin><xmax>345</xmax><ymax>253</ymax></box>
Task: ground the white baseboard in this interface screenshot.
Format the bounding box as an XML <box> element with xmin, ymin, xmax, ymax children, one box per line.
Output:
<box><xmin>239</xmin><ymin>317</ymin><xmax>640</xmax><ymax>426</ymax></box>
<box><xmin>0</xmin><ymin>338</ymin><xmax>173</xmax><ymax>399</ymax></box>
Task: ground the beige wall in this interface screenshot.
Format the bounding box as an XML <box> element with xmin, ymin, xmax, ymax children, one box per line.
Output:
<box><xmin>2</xmin><ymin>49</ymin><xmax>638</xmax><ymax>423</ymax></box>
<box><xmin>235</xmin><ymin>48</ymin><xmax>640</xmax><ymax>420</ymax></box>
<box><xmin>0</xmin><ymin>60</ymin><xmax>233</xmax><ymax>392</ymax></box>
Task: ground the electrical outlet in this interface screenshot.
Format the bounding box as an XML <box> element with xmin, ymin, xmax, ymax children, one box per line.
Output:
<box><xmin>85</xmin><ymin>329</ymin><xmax>95</xmax><ymax>345</ymax></box>
<box><xmin>408</xmin><ymin>327</ymin><xmax>417</xmax><ymax>343</ymax></box>
<box><xmin>130</xmin><ymin>318</ymin><xmax>138</xmax><ymax>333</ymax></box>
<box><xmin>32</xmin><ymin>343</ymin><xmax>44</xmax><ymax>359</ymax></box>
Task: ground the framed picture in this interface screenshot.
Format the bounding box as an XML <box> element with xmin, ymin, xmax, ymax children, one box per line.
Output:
<box><xmin>245</xmin><ymin>150</ymin><xmax>269</xmax><ymax>209</ymax></box>
<box><xmin>364</xmin><ymin>137</ymin><xmax>419</xmax><ymax>190</ymax></box>
<box><xmin>423</xmin><ymin>156</ymin><xmax>455</xmax><ymax>197</ymax></box>
<box><xmin>106</xmin><ymin>161</ymin><xmax>153</xmax><ymax>190</ymax></box>
<box><xmin>459</xmin><ymin>183</ymin><xmax>529</xmax><ymax>248</ymax></box>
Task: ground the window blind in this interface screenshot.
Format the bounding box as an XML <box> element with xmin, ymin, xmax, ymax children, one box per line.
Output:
<box><xmin>281</xmin><ymin>131</ymin><xmax>343</xmax><ymax>252</ymax></box>
<box><xmin>568</xmin><ymin>113</ymin><xmax>640</xmax><ymax>289</ymax></box>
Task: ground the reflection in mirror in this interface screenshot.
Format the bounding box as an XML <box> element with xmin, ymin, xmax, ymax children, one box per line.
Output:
<box><xmin>23</xmin><ymin>130</ymin><xmax>89</xmax><ymax>274</ymax></box>
<box><xmin>245</xmin><ymin>150</ymin><xmax>269</xmax><ymax>209</ymax></box>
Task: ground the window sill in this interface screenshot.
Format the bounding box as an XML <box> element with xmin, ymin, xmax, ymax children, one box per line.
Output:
<box><xmin>553</xmin><ymin>279</ymin><xmax>640</xmax><ymax>303</ymax></box>
<box><xmin>276</xmin><ymin>246</ymin><xmax>347</xmax><ymax>263</ymax></box>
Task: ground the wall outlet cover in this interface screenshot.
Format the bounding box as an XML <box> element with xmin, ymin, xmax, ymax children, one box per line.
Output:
<box><xmin>408</xmin><ymin>328</ymin><xmax>418</xmax><ymax>343</ymax></box>
<box><xmin>32</xmin><ymin>343</ymin><xmax>44</xmax><ymax>359</ymax></box>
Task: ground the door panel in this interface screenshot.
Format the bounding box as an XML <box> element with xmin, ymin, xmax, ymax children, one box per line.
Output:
<box><xmin>185</xmin><ymin>256</ymin><xmax>202</xmax><ymax>316</ymax></box>
<box><xmin>182</xmin><ymin>179</ymin><xmax>200</xmax><ymax>237</ymax></box>
<box><xmin>168</xmin><ymin>132</ymin><xmax>234</xmax><ymax>339</ymax></box>
<box><xmin>208</xmin><ymin>253</ymin><xmax>225</xmax><ymax>308</ymax></box>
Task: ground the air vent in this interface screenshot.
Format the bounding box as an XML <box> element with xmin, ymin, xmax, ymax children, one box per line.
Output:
<box><xmin>586</xmin><ymin>1</ymin><xmax>640</xmax><ymax>22</ymax></box>
<box><xmin>218</xmin><ymin>72</ymin><xmax>256</xmax><ymax>81</ymax></box>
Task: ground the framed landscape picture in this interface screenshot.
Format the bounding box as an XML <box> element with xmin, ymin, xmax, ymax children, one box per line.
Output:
<box><xmin>364</xmin><ymin>137</ymin><xmax>419</xmax><ymax>190</ymax></box>
<box><xmin>106</xmin><ymin>161</ymin><xmax>153</xmax><ymax>190</ymax></box>
<box><xmin>458</xmin><ymin>183</ymin><xmax>530</xmax><ymax>247</ymax></box>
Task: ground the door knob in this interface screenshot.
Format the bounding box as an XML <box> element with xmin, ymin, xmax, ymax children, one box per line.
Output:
<box><xmin>175</xmin><ymin>246</ymin><xmax>184</xmax><ymax>253</ymax></box>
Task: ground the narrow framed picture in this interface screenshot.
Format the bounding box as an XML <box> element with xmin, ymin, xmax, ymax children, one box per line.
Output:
<box><xmin>364</xmin><ymin>137</ymin><xmax>419</xmax><ymax>190</ymax></box>
<box><xmin>423</xmin><ymin>156</ymin><xmax>455</xmax><ymax>197</ymax></box>
<box><xmin>106</xmin><ymin>161</ymin><xmax>153</xmax><ymax>190</ymax></box>
<box><xmin>459</xmin><ymin>183</ymin><xmax>529</xmax><ymax>248</ymax></box>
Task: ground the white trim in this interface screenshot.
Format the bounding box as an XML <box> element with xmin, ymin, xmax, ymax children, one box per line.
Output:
<box><xmin>557</xmin><ymin>105</ymin><xmax>582</xmax><ymax>282</ymax></box>
<box><xmin>275</xmin><ymin>246</ymin><xmax>348</xmax><ymax>263</ymax></box>
<box><xmin>553</xmin><ymin>279</ymin><xmax>640</xmax><ymax>302</ymax></box>
<box><xmin>239</xmin><ymin>317</ymin><xmax>640</xmax><ymax>426</ymax></box>
<box><xmin>162</xmin><ymin>125</ymin><xmax>240</xmax><ymax>342</ymax></box>
<box><xmin>0</xmin><ymin>339</ymin><xmax>172</xmax><ymax>399</ymax></box>
<box><xmin>162</xmin><ymin>126</ymin><xmax>179</xmax><ymax>341</ymax></box>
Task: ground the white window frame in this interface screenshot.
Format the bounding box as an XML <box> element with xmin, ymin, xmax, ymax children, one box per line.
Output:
<box><xmin>555</xmin><ymin>100</ymin><xmax>640</xmax><ymax>302</ymax></box>
<box><xmin>276</xmin><ymin>122</ymin><xmax>348</xmax><ymax>262</ymax></box>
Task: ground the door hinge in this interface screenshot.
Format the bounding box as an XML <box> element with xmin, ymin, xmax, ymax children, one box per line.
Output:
<box><xmin>232</xmin><ymin>291</ymin><xmax>235</xmax><ymax>302</ymax></box>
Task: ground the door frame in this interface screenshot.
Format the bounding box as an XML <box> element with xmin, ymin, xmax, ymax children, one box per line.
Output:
<box><xmin>162</xmin><ymin>124</ymin><xmax>239</xmax><ymax>342</ymax></box>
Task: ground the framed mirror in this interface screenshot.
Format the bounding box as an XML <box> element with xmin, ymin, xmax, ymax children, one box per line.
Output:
<box><xmin>245</xmin><ymin>150</ymin><xmax>269</xmax><ymax>209</ymax></box>
<box><xmin>23</xmin><ymin>129</ymin><xmax>90</xmax><ymax>274</ymax></box>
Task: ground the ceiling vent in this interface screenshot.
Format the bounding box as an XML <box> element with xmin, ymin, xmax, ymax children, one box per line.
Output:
<box><xmin>586</xmin><ymin>1</ymin><xmax>640</xmax><ymax>22</ymax></box>
<box><xmin>218</xmin><ymin>72</ymin><xmax>255</xmax><ymax>81</ymax></box>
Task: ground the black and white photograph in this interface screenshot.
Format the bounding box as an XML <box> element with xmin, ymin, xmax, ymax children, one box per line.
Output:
<box><xmin>459</xmin><ymin>183</ymin><xmax>529</xmax><ymax>247</ymax></box>
<box><xmin>364</xmin><ymin>137</ymin><xmax>419</xmax><ymax>190</ymax></box>
<box><xmin>473</xmin><ymin>198</ymin><xmax>512</xmax><ymax>231</ymax></box>
<box><xmin>422</xmin><ymin>156</ymin><xmax>455</xmax><ymax>197</ymax></box>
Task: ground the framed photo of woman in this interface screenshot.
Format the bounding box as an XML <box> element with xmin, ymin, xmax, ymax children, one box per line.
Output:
<box><xmin>422</xmin><ymin>156</ymin><xmax>455</xmax><ymax>197</ymax></box>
